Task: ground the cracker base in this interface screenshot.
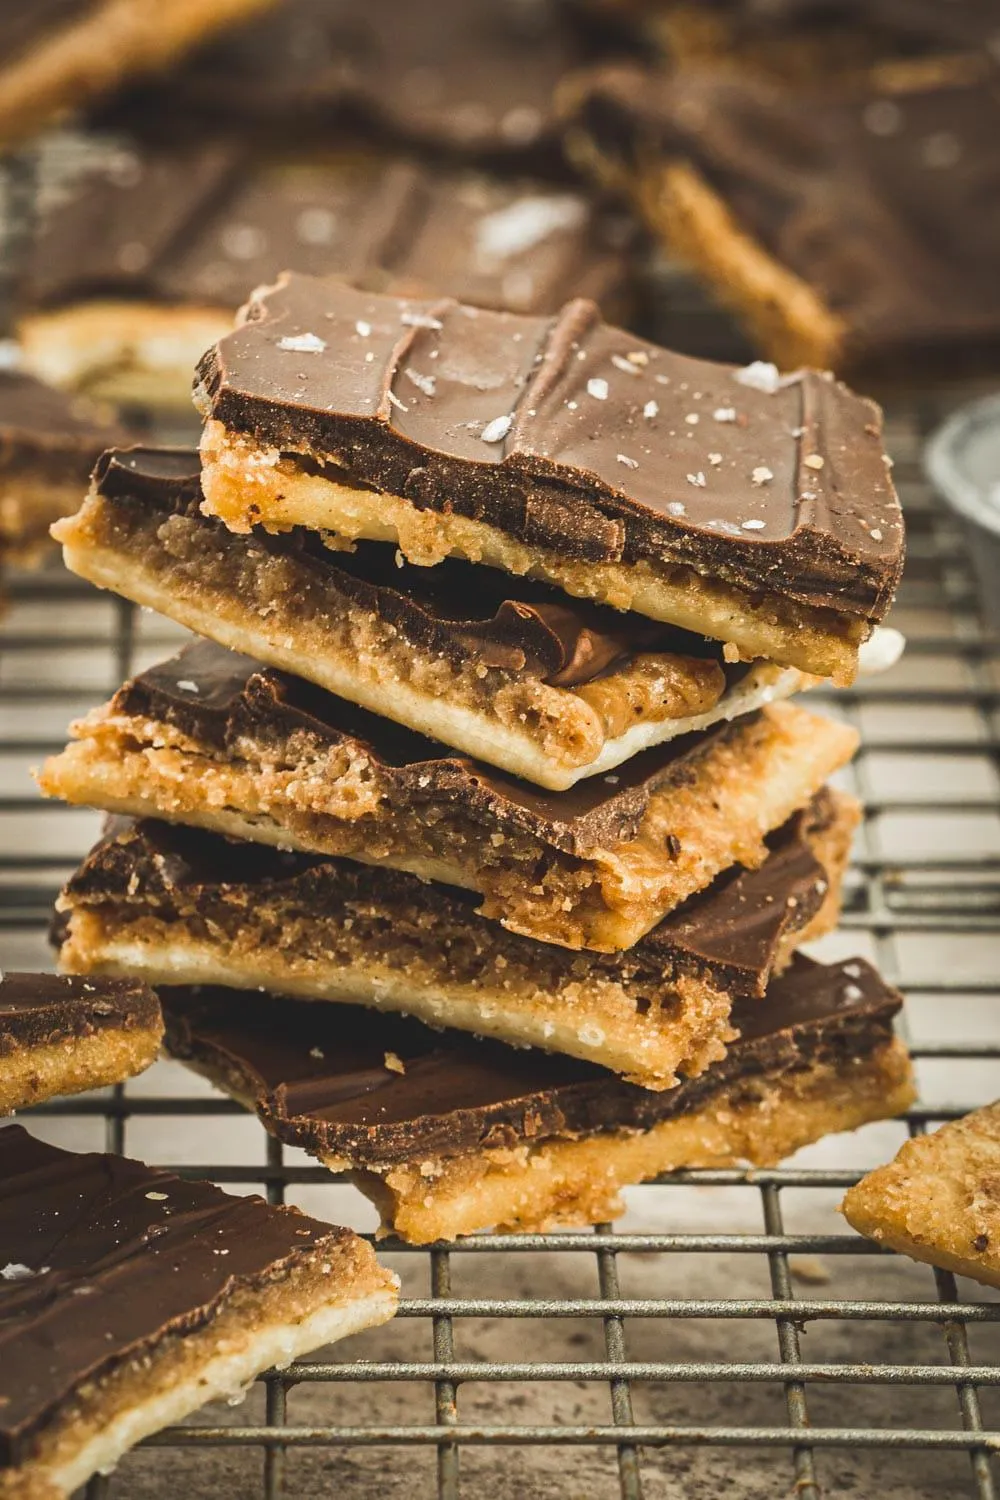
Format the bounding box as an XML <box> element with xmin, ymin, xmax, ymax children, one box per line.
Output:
<box><xmin>0</xmin><ymin>1024</ymin><xmax>162</xmax><ymax>1116</ymax></box>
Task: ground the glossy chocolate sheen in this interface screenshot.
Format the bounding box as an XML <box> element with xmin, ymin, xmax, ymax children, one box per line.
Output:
<box><xmin>0</xmin><ymin>1126</ymin><xmax>357</xmax><ymax>1466</ymax></box>
<box><xmin>105</xmin><ymin>0</ymin><xmax>591</xmax><ymax>161</ymax></box>
<box><xmin>161</xmin><ymin>954</ymin><xmax>901</xmax><ymax>1165</ymax></box>
<box><xmin>94</xmin><ymin>445</ymin><xmax>724</xmax><ymax>690</ymax></box>
<box><xmin>0</xmin><ymin>972</ymin><xmax>160</xmax><ymax>1056</ymax></box>
<box><xmin>26</xmin><ymin>140</ymin><xmax>634</xmax><ymax>318</ymax></box>
<box><xmin>196</xmin><ymin>274</ymin><xmax>902</xmax><ymax>620</ymax></box>
<box><xmin>568</xmin><ymin>66</ymin><xmax>1000</xmax><ymax>365</ymax></box>
<box><xmin>62</xmin><ymin>797</ymin><xmax>834</xmax><ymax>993</ymax></box>
<box><xmin>0</xmin><ymin>371</ymin><xmax>122</xmax><ymax>480</ymax></box>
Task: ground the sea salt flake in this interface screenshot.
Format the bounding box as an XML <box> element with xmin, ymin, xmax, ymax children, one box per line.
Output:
<box><xmin>751</xmin><ymin>467</ymin><xmax>774</xmax><ymax>486</ymax></box>
<box><xmin>870</xmin><ymin>527</ymin><xmax>883</xmax><ymax>541</ymax></box>
<box><xmin>400</xmin><ymin>311</ymin><xmax>443</xmax><ymax>330</ymax></box>
<box><xmin>708</xmin><ymin>452</ymin><xmax>723</xmax><ymax>465</ymax></box>
<box><xmin>713</xmin><ymin>407</ymin><xmax>736</xmax><ymax>423</ymax></box>
<box><xmin>803</xmin><ymin>454</ymin><xmax>826</xmax><ymax>470</ymax></box>
<box><xmin>685</xmin><ymin>412</ymin><xmax>700</xmax><ymax>425</ymax></box>
<box><xmin>611</xmin><ymin>354</ymin><xmax>640</xmax><ymax>376</ymax></box>
<box><xmin>643</xmin><ymin>400</ymin><xmax>659</xmax><ymax>419</ymax></box>
<box><xmin>843</xmin><ymin>984</ymin><xmax>864</xmax><ymax>1002</ymax></box>
<box><xmin>587</xmin><ymin>377</ymin><xmax>609</xmax><ymax>400</ymax></box>
<box><xmin>1</xmin><ymin>1264</ymin><xmax>44</xmax><ymax>1280</ymax></box>
<box><xmin>404</xmin><ymin>369</ymin><xmax>437</xmax><ymax>397</ymax></box>
<box><xmin>742</xmin><ymin>518</ymin><xmax>766</xmax><ymax>530</ymax></box>
<box><xmin>687</xmin><ymin>472</ymin><xmax>707</xmax><ymax>488</ymax></box>
<box><xmin>355</xmin><ymin>320</ymin><xmax>371</xmax><ymax>337</ymax></box>
<box><xmin>616</xmin><ymin>453</ymin><xmax>638</xmax><ymax>469</ymax></box>
<box><xmin>667</xmin><ymin>501</ymin><xmax>686</xmax><ymax>516</ymax></box>
<box><xmin>734</xmin><ymin>361</ymin><xmax>781</xmax><ymax>393</ymax></box>
<box><xmin>176</xmin><ymin>679</ymin><xmax>199</xmax><ymax>693</ymax></box>
<box><xmin>145</xmin><ymin>1191</ymin><xmax>169</xmax><ymax>1201</ymax></box>
<box><xmin>309</xmin><ymin>1046</ymin><xmax>325</xmax><ymax>1059</ymax></box>
<box><xmin>481</xmin><ymin>414</ymin><xmax>513</xmax><ymax>443</ymax></box>
<box><xmin>277</xmin><ymin>332</ymin><xmax>326</xmax><ymax>354</ymax></box>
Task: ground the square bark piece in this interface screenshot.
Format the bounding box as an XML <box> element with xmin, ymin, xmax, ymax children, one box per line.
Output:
<box><xmin>0</xmin><ymin>1125</ymin><xmax>398</xmax><ymax>1500</ymax></box>
<box><xmin>161</xmin><ymin>955</ymin><xmax>915</xmax><ymax>1241</ymax></box>
<box><xmin>842</xmin><ymin>1101</ymin><xmax>1000</xmax><ymax>1289</ymax></box>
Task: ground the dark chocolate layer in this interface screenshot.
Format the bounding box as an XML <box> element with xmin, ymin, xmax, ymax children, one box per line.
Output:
<box><xmin>26</xmin><ymin>139</ymin><xmax>634</xmax><ymax>318</ymax></box>
<box><xmin>61</xmin><ymin>797</ymin><xmax>835</xmax><ymax>997</ymax></box>
<box><xmin>699</xmin><ymin>1</ymin><xmax>1000</xmax><ymax>53</ymax></box>
<box><xmin>0</xmin><ymin>372</ymin><xmax>122</xmax><ymax>483</ymax></box>
<box><xmin>0</xmin><ymin>972</ymin><xmax>160</xmax><ymax>1057</ymax></box>
<box><xmin>196</xmin><ymin>274</ymin><xmax>902</xmax><ymax>621</ymax></box>
<box><xmin>0</xmin><ymin>1125</ymin><xmax>358</xmax><ymax>1466</ymax></box>
<box><xmin>566</xmin><ymin>65</ymin><xmax>1000</xmax><ymax>366</ymax></box>
<box><xmin>161</xmin><ymin>954</ymin><xmax>901</xmax><ymax>1166</ymax></box>
<box><xmin>103</xmin><ymin>0</ymin><xmax>595</xmax><ymax>163</ymax></box>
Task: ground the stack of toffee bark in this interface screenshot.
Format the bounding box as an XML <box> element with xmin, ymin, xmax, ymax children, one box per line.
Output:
<box><xmin>41</xmin><ymin>274</ymin><xmax>916</xmax><ymax>1243</ymax></box>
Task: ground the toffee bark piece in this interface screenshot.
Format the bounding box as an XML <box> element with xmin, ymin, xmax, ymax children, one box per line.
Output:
<box><xmin>103</xmin><ymin>0</ymin><xmax>593</xmax><ymax>164</ymax></box>
<box><xmin>0</xmin><ymin>1126</ymin><xmax>398</xmax><ymax>1499</ymax></box>
<box><xmin>51</xmin><ymin>449</ymin><xmax>839</xmax><ymax>790</ymax></box>
<box><xmin>192</xmin><ymin>275</ymin><xmax>904</xmax><ymax>683</ymax></box>
<box><xmin>842</xmin><ymin>1101</ymin><xmax>1000</xmax><ymax>1290</ymax></box>
<box><xmin>560</xmin><ymin>63</ymin><xmax>1000</xmax><ymax>374</ymax></box>
<box><xmin>55</xmin><ymin>791</ymin><xmax>857</xmax><ymax>1088</ymax></box>
<box><xmin>0</xmin><ymin>371</ymin><xmax>122</xmax><ymax>564</ymax></box>
<box><xmin>20</xmin><ymin>140</ymin><xmax>636</xmax><ymax>411</ymax></box>
<box><xmin>44</xmin><ymin>674</ymin><xmax>860</xmax><ymax>954</ymax></box>
<box><xmin>0</xmin><ymin>0</ymin><xmax>277</xmax><ymax>149</ymax></box>
<box><xmin>0</xmin><ymin>972</ymin><xmax>162</xmax><ymax>1115</ymax></box>
<box><xmin>39</xmin><ymin>640</ymin><xmax>856</xmax><ymax>950</ymax></box>
<box><xmin>162</xmin><ymin>955</ymin><xmax>914</xmax><ymax>1241</ymax></box>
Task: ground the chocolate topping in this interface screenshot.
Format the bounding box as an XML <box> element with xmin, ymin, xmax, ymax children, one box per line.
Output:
<box><xmin>566</xmin><ymin>66</ymin><xmax>1000</xmax><ymax>366</ymax></box>
<box><xmin>0</xmin><ymin>371</ymin><xmax>122</xmax><ymax>483</ymax></box>
<box><xmin>94</xmin><ymin>446</ymin><xmax>730</xmax><ymax>704</ymax></box>
<box><xmin>104</xmin><ymin>0</ymin><xmax>593</xmax><ymax>163</ymax></box>
<box><xmin>0</xmin><ymin>972</ymin><xmax>160</xmax><ymax>1057</ymax></box>
<box><xmin>196</xmin><ymin>274</ymin><xmax>903</xmax><ymax>621</ymax></box>
<box><xmin>161</xmin><ymin>954</ymin><xmax>901</xmax><ymax>1166</ymax></box>
<box><xmin>0</xmin><ymin>1126</ymin><xmax>358</xmax><ymax>1467</ymax></box>
<box><xmin>26</xmin><ymin>140</ymin><xmax>635</xmax><ymax>318</ymax></box>
<box><xmin>62</xmin><ymin>796</ymin><xmax>835</xmax><ymax>995</ymax></box>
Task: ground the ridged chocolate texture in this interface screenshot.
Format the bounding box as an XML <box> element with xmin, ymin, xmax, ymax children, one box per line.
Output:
<box><xmin>566</xmin><ymin>66</ymin><xmax>1000</xmax><ymax>366</ymax></box>
<box><xmin>105</xmin><ymin>0</ymin><xmax>591</xmax><ymax>161</ymax></box>
<box><xmin>0</xmin><ymin>372</ymin><xmax>122</xmax><ymax>483</ymax></box>
<box><xmin>26</xmin><ymin>141</ymin><xmax>634</xmax><ymax>318</ymax></box>
<box><xmin>0</xmin><ymin>1126</ymin><xmax>357</xmax><ymax>1466</ymax></box>
<box><xmin>195</xmin><ymin>274</ymin><xmax>903</xmax><ymax>622</ymax></box>
<box><xmin>0</xmin><ymin>972</ymin><xmax>160</xmax><ymax>1056</ymax></box>
<box><xmin>62</xmin><ymin>797</ymin><xmax>834</xmax><ymax>995</ymax></box>
<box><xmin>161</xmin><ymin>955</ymin><xmax>902</xmax><ymax>1166</ymax></box>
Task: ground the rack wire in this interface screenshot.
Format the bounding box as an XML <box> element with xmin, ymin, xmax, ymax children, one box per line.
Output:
<box><xmin>2</xmin><ymin>277</ymin><xmax>1000</xmax><ymax>1499</ymax></box>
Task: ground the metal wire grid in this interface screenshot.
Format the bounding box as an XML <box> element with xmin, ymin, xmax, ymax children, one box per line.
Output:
<box><xmin>1</xmin><ymin>328</ymin><xmax>999</xmax><ymax>1495</ymax></box>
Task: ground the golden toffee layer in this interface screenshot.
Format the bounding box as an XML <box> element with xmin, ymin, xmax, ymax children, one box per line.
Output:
<box><xmin>56</xmin><ymin>791</ymin><xmax>855</xmax><ymax>1089</ymax></box>
<box><xmin>39</xmin><ymin>637</ymin><xmax>856</xmax><ymax>951</ymax></box>
<box><xmin>161</xmin><ymin>955</ymin><xmax>915</xmax><ymax>1242</ymax></box>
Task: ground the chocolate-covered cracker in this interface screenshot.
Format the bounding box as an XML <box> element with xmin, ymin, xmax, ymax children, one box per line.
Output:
<box><xmin>0</xmin><ymin>971</ymin><xmax>162</xmax><ymax>1114</ymax></box>
<box><xmin>0</xmin><ymin>370</ymin><xmax>122</xmax><ymax>564</ymax></box>
<box><xmin>561</xmin><ymin>64</ymin><xmax>1000</xmax><ymax>374</ymax></box>
<box><xmin>162</xmin><ymin>955</ymin><xmax>915</xmax><ymax>1239</ymax></box>
<box><xmin>53</xmin><ymin>447</ymin><xmax>847</xmax><ymax>791</ymax></box>
<box><xmin>56</xmin><ymin>792</ymin><xmax>857</xmax><ymax>1088</ymax></box>
<box><xmin>194</xmin><ymin>275</ymin><xmax>904</xmax><ymax>683</ymax></box>
<box><xmin>20</xmin><ymin>138</ymin><xmax>636</xmax><ymax>411</ymax></box>
<box><xmin>0</xmin><ymin>0</ymin><xmax>276</xmax><ymax>149</ymax></box>
<box><xmin>40</xmin><ymin>638</ymin><xmax>856</xmax><ymax>951</ymax></box>
<box><xmin>0</xmin><ymin>1126</ymin><xmax>398</xmax><ymax>1497</ymax></box>
<box><xmin>104</xmin><ymin>0</ymin><xmax>595</xmax><ymax>165</ymax></box>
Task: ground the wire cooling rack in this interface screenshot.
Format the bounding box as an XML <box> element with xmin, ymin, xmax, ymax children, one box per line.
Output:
<box><xmin>2</xmin><ymin>278</ymin><xmax>1000</xmax><ymax>1499</ymax></box>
